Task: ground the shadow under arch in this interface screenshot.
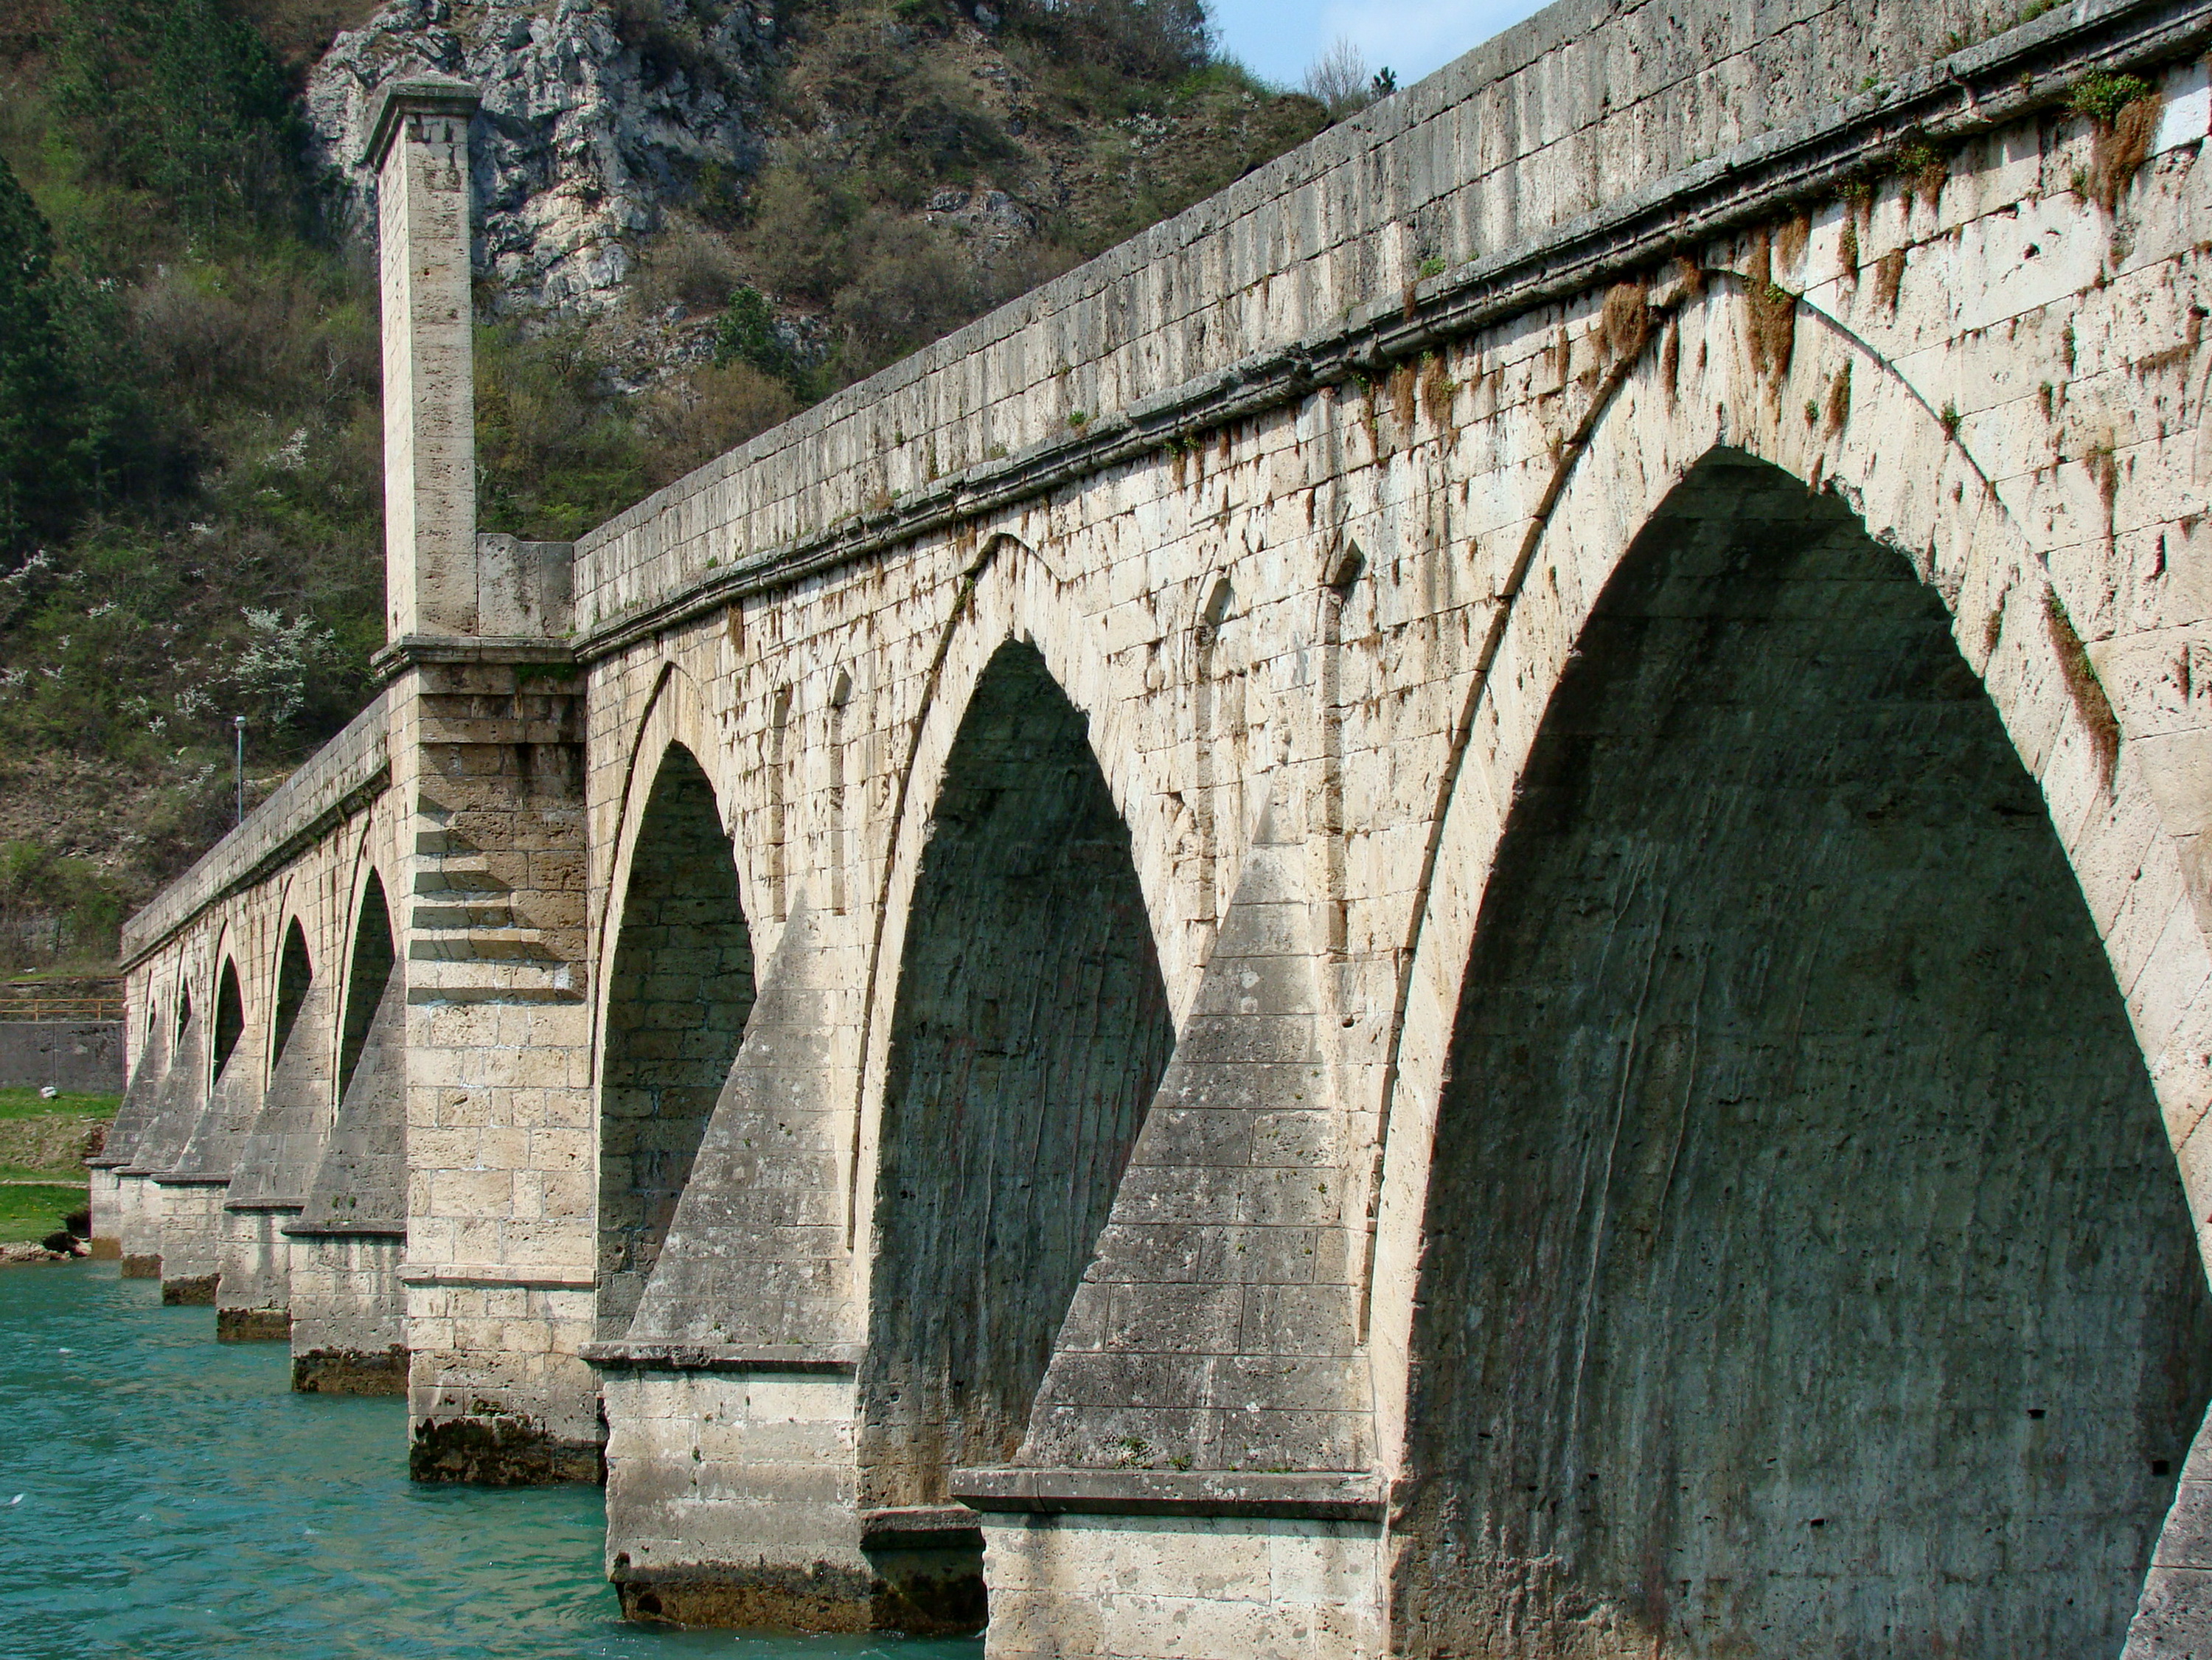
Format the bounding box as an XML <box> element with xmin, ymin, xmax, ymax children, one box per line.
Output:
<box><xmin>596</xmin><ymin>740</ymin><xmax>757</xmax><ymax>1338</ymax></box>
<box><xmin>857</xmin><ymin>636</ymin><xmax>1176</xmax><ymax>1628</ymax></box>
<box><xmin>338</xmin><ymin>871</ymin><xmax>395</xmax><ymax>1101</ymax></box>
<box><xmin>270</xmin><ymin>917</ymin><xmax>312</xmax><ymax>1076</ymax></box>
<box><xmin>210</xmin><ymin>954</ymin><xmax>245</xmax><ymax>1086</ymax></box>
<box><xmin>1391</xmin><ymin>448</ymin><xmax>2212</xmax><ymax>1656</ymax></box>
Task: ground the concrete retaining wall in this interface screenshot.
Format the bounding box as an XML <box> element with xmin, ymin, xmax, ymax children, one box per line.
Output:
<box><xmin>0</xmin><ymin>1021</ymin><xmax>122</xmax><ymax>1093</ymax></box>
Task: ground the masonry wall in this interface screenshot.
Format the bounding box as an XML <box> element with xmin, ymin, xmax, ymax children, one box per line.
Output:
<box><xmin>0</xmin><ymin>1022</ymin><xmax>122</xmax><ymax>1092</ymax></box>
<box><xmin>1391</xmin><ymin>451</ymin><xmax>2212</xmax><ymax>1656</ymax></box>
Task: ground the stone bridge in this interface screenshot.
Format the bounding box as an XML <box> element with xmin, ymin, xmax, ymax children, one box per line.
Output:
<box><xmin>87</xmin><ymin>0</ymin><xmax>2212</xmax><ymax>1651</ymax></box>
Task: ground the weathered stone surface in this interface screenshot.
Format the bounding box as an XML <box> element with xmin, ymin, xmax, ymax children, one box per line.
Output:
<box><xmin>1389</xmin><ymin>450</ymin><xmax>2211</xmax><ymax>1657</ymax></box>
<box><xmin>596</xmin><ymin>742</ymin><xmax>755</xmax><ymax>1339</ymax></box>
<box><xmin>294</xmin><ymin>973</ymin><xmax>408</xmax><ymax>1232</ymax></box>
<box><xmin>293</xmin><ymin>1341</ymin><xmax>408</xmax><ymax>1396</ymax></box>
<box><xmin>858</xmin><ymin>638</ymin><xmax>1177</xmax><ymax>1517</ymax></box>
<box><xmin>995</xmin><ymin>791</ymin><xmax>1367</xmax><ymax>1480</ymax></box>
<box><xmin>408</xmin><ymin>1406</ymin><xmax>602</xmax><ymax>1484</ymax></box>
<box><xmin>618</xmin><ymin>897</ymin><xmax>847</xmax><ymax>1349</ymax></box>
<box><xmin>217</xmin><ymin>1306</ymin><xmax>293</xmax><ymax>1343</ymax></box>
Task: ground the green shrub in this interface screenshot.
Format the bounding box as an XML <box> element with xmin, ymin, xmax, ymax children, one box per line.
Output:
<box><xmin>715</xmin><ymin>285</ymin><xmax>799</xmax><ymax>380</ymax></box>
<box><xmin>2068</xmin><ymin>70</ymin><xmax>2154</xmax><ymax>125</ymax></box>
<box><xmin>640</xmin><ymin>361</ymin><xmax>802</xmax><ymax>486</ymax></box>
<box><xmin>0</xmin><ymin>839</ymin><xmax>125</xmax><ymax>967</ymax></box>
<box><xmin>476</xmin><ymin>324</ymin><xmax>655</xmax><ymax>541</ymax></box>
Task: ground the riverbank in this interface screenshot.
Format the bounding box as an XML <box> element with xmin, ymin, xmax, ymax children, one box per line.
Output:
<box><xmin>0</xmin><ymin>1263</ymin><xmax>984</xmax><ymax>1659</ymax></box>
<box><xmin>0</xmin><ymin>1085</ymin><xmax>112</xmax><ymax>1253</ymax></box>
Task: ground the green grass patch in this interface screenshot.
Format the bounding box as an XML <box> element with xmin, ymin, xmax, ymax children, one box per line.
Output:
<box><xmin>0</xmin><ymin>1086</ymin><xmax>119</xmax><ymax>1120</ymax></box>
<box><xmin>0</xmin><ymin>1181</ymin><xmax>87</xmax><ymax>1243</ymax></box>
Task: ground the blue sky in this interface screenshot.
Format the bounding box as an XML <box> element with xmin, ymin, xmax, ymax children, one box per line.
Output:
<box><xmin>1210</xmin><ymin>0</ymin><xmax>1553</xmax><ymax>92</ymax></box>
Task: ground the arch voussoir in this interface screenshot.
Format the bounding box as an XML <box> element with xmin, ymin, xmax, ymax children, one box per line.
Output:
<box><xmin>1373</xmin><ymin>254</ymin><xmax>2212</xmax><ymax>1658</ymax></box>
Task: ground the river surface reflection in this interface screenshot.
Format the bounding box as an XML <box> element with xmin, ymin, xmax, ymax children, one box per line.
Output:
<box><xmin>0</xmin><ymin>1263</ymin><xmax>982</xmax><ymax>1660</ymax></box>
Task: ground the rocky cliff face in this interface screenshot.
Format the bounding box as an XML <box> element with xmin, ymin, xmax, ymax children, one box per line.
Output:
<box><xmin>308</xmin><ymin>0</ymin><xmax>779</xmax><ymax>318</ymax></box>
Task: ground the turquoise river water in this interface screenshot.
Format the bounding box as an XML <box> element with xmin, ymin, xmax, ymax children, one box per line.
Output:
<box><xmin>0</xmin><ymin>1262</ymin><xmax>984</xmax><ymax>1660</ymax></box>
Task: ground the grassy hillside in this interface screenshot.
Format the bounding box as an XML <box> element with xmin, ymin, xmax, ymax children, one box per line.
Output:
<box><xmin>0</xmin><ymin>0</ymin><xmax>1329</xmax><ymax>972</ymax></box>
<box><xmin>0</xmin><ymin>1085</ymin><xmax>114</xmax><ymax>1244</ymax></box>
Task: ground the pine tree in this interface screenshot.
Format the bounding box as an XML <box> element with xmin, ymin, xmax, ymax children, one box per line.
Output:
<box><xmin>52</xmin><ymin>0</ymin><xmax>311</xmax><ymax>235</ymax></box>
<box><xmin>0</xmin><ymin>156</ymin><xmax>89</xmax><ymax>558</ymax></box>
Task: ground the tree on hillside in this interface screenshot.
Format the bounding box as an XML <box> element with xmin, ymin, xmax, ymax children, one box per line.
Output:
<box><xmin>0</xmin><ymin>158</ymin><xmax>91</xmax><ymax>560</ymax></box>
<box><xmin>49</xmin><ymin>0</ymin><xmax>313</xmax><ymax>234</ymax></box>
<box><xmin>1013</xmin><ymin>0</ymin><xmax>1215</xmax><ymax>80</ymax></box>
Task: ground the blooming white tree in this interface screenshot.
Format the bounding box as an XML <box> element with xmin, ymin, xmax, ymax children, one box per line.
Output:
<box><xmin>232</xmin><ymin>608</ymin><xmax>338</xmax><ymax>729</ymax></box>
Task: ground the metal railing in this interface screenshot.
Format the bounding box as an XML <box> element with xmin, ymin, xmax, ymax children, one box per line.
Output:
<box><xmin>0</xmin><ymin>993</ymin><xmax>123</xmax><ymax>1022</ymax></box>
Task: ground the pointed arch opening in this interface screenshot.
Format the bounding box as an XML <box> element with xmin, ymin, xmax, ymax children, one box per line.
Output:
<box><xmin>271</xmin><ymin>919</ymin><xmax>312</xmax><ymax>1073</ymax></box>
<box><xmin>211</xmin><ymin>958</ymin><xmax>244</xmax><ymax>1083</ymax></box>
<box><xmin>338</xmin><ymin>875</ymin><xmax>394</xmax><ymax>1100</ymax></box>
<box><xmin>861</xmin><ymin>639</ymin><xmax>1176</xmax><ymax>1541</ymax></box>
<box><xmin>597</xmin><ymin>742</ymin><xmax>757</xmax><ymax>1338</ymax></box>
<box><xmin>1394</xmin><ymin>449</ymin><xmax>2212</xmax><ymax>1655</ymax></box>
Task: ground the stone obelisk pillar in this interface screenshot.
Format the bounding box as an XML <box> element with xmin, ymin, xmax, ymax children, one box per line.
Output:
<box><xmin>365</xmin><ymin>76</ymin><xmax>600</xmax><ymax>1482</ymax></box>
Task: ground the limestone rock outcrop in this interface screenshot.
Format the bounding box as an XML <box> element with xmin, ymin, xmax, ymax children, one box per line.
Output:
<box><xmin>307</xmin><ymin>0</ymin><xmax>779</xmax><ymax>319</ymax></box>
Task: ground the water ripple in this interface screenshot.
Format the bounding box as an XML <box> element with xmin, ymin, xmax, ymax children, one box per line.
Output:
<box><xmin>0</xmin><ymin>1264</ymin><xmax>981</xmax><ymax>1660</ymax></box>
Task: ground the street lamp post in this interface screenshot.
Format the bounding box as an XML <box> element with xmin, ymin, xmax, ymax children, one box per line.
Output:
<box><xmin>234</xmin><ymin>715</ymin><xmax>246</xmax><ymax>826</ymax></box>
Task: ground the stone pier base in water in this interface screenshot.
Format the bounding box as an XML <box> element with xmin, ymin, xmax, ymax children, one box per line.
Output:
<box><xmin>85</xmin><ymin>1167</ymin><xmax>122</xmax><ymax>1260</ymax></box>
<box><xmin>293</xmin><ymin>1344</ymin><xmax>407</xmax><ymax>1395</ymax></box>
<box><xmin>288</xmin><ymin>1232</ymin><xmax>406</xmax><ymax>1395</ymax></box>
<box><xmin>608</xmin><ymin>1517</ymin><xmax>986</xmax><ymax>1638</ymax></box>
<box><xmin>218</xmin><ymin>1307</ymin><xmax>291</xmax><ymax>1341</ymax></box>
<box><xmin>408</xmin><ymin>1411</ymin><xmax>602</xmax><ymax>1485</ymax></box>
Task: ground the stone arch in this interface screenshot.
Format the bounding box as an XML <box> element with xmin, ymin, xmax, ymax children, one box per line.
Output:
<box><xmin>210</xmin><ymin>951</ymin><xmax>246</xmax><ymax>1087</ymax></box>
<box><xmin>594</xmin><ymin>661</ymin><xmax>736</xmax><ymax>962</ymax></box>
<box><xmin>853</xmin><ymin>631</ymin><xmax>1178</xmax><ymax>1541</ymax></box>
<box><xmin>1367</xmin><ymin>275</ymin><xmax>2212</xmax><ymax>1654</ymax></box>
<box><xmin>269</xmin><ymin>914</ymin><xmax>313</xmax><ymax>1080</ymax></box>
<box><xmin>594</xmin><ymin>735</ymin><xmax>757</xmax><ymax>1338</ymax></box>
<box><xmin>173</xmin><ymin>959</ymin><xmax>192</xmax><ymax>1054</ymax></box>
<box><xmin>844</xmin><ymin>529</ymin><xmax>1197</xmax><ymax>1315</ymax></box>
<box><xmin>858</xmin><ymin>533</ymin><xmax>1192</xmax><ymax>1042</ymax></box>
<box><xmin>338</xmin><ymin>867</ymin><xmax>396</xmax><ymax>1100</ymax></box>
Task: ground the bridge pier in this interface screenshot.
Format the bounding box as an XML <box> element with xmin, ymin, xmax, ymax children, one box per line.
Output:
<box><xmin>587</xmin><ymin>899</ymin><xmax>882</xmax><ymax>1620</ymax></box>
<box><xmin>387</xmin><ymin>648</ymin><xmax>597</xmax><ymax>1476</ymax></box>
<box><xmin>288</xmin><ymin>1232</ymin><xmax>408</xmax><ymax>1392</ymax></box>
<box><xmin>215</xmin><ymin>1206</ymin><xmax>296</xmax><ymax>1341</ymax></box>
<box><xmin>83</xmin><ymin>1165</ymin><xmax>122</xmax><ymax>1260</ymax></box>
<box><xmin>88</xmin><ymin>1010</ymin><xmax>166</xmax><ymax>1259</ymax></box>
<box><xmin>217</xmin><ymin>937</ymin><xmax>338</xmax><ymax>1340</ymax></box>
<box><xmin>112</xmin><ymin>1172</ymin><xmax>162</xmax><ymax>1279</ymax></box>
<box><xmin>150</xmin><ymin>1178</ymin><xmax>230</xmax><ymax>1304</ymax></box>
<box><xmin>365</xmin><ymin>74</ymin><xmax>602</xmax><ymax>1480</ymax></box>
<box><xmin>980</xmin><ymin>1514</ymin><xmax>1385</xmax><ymax>1659</ymax></box>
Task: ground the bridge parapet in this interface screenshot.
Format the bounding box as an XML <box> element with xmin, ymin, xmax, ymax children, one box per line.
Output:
<box><xmin>568</xmin><ymin>0</ymin><xmax>2184</xmax><ymax>644</ymax></box>
<box><xmin>117</xmin><ymin>694</ymin><xmax>392</xmax><ymax>972</ymax></box>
